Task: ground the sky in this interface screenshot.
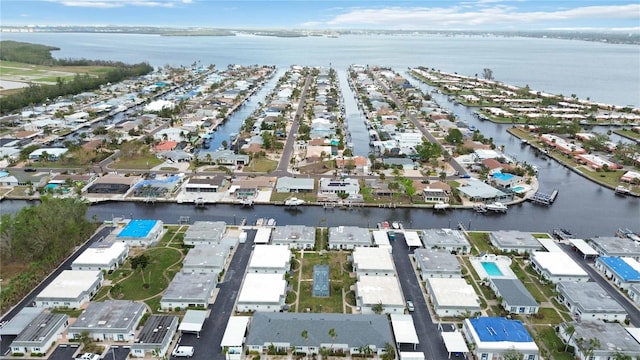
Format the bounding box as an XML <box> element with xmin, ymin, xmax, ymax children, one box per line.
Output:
<box><xmin>1</xmin><ymin>0</ymin><xmax>639</xmax><ymax>31</ymax></box>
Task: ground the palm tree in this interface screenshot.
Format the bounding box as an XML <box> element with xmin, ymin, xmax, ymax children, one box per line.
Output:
<box><xmin>301</xmin><ymin>330</ymin><xmax>309</xmax><ymax>359</ymax></box>
<box><xmin>328</xmin><ymin>328</ymin><xmax>337</xmax><ymax>354</ymax></box>
<box><xmin>562</xmin><ymin>324</ymin><xmax>576</xmax><ymax>352</ymax></box>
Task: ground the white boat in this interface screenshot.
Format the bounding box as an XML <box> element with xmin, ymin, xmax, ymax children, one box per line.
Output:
<box><xmin>284</xmin><ymin>197</ymin><xmax>305</xmax><ymax>206</ymax></box>
<box><xmin>434</xmin><ymin>201</ymin><xmax>450</xmax><ymax>210</ymax></box>
<box><xmin>485</xmin><ymin>202</ymin><xmax>508</xmax><ymax>213</ymax></box>
<box><xmin>256</xmin><ymin>218</ymin><xmax>264</xmax><ymax>226</ymax></box>
<box><xmin>615</xmin><ymin>185</ymin><xmax>631</xmax><ymax>196</ymax></box>
<box><xmin>266</xmin><ymin>218</ymin><xmax>276</xmax><ymax>226</ymax></box>
<box><xmin>391</xmin><ymin>221</ymin><xmax>401</xmax><ymax>230</ymax></box>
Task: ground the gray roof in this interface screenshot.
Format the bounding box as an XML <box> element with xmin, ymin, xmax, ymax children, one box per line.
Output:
<box><xmin>272</xmin><ymin>225</ymin><xmax>315</xmax><ymax>244</ymax></box>
<box><xmin>458</xmin><ymin>180</ymin><xmax>507</xmax><ymax>199</ymax></box>
<box><xmin>183</xmin><ymin>244</ymin><xmax>229</xmax><ymax>270</ymax></box>
<box><xmin>589</xmin><ymin>236</ymin><xmax>640</xmax><ymax>257</ymax></box>
<box><xmin>421</xmin><ymin>228</ymin><xmax>470</xmax><ymax>249</ymax></box>
<box><xmin>329</xmin><ymin>226</ymin><xmax>371</xmax><ymax>245</ymax></box>
<box><xmin>491</xmin><ymin>278</ymin><xmax>538</xmax><ymax>307</ymax></box>
<box><xmin>0</xmin><ymin>307</ymin><xmax>43</xmax><ymax>336</ymax></box>
<box><xmin>71</xmin><ymin>300</ymin><xmax>146</xmax><ymax>332</ymax></box>
<box><xmin>557</xmin><ymin>281</ymin><xmax>626</xmax><ymax>313</ymax></box>
<box><xmin>489</xmin><ymin>231</ymin><xmax>542</xmax><ymax>250</ymax></box>
<box><xmin>566</xmin><ymin>321</ymin><xmax>640</xmax><ymax>354</ymax></box>
<box><xmin>135</xmin><ymin>315</ymin><xmax>178</xmax><ymax>345</ymax></box>
<box><xmin>276</xmin><ymin>177</ymin><xmax>315</xmax><ymax>191</ymax></box>
<box><xmin>184</xmin><ymin>221</ymin><xmax>226</xmax><ymax>243</ymax></box>
<box><xmin>414</xmin><ymin>248</ymin><xmax>461</xmax><ymax>273</ymax></box>
<box><xmin>11</xmin><ymin>313</ymin><xmax>68</xmax><ymax>345</ymax></box>
<box><xmin>162</xmin><ymin>272</ymin><xmax>217</xmax><ymax>303</ymax></box>
<box><xmin>246</xmin><ymin>312</ymin><xmax>394</xmax><ymax>347</ymax></box>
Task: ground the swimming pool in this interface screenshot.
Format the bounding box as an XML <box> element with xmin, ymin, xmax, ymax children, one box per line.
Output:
<box><xmin>481</xmin><ymin>262</ymin><xmax>504</xmax><ymax>277</ymax></box>
<box><xmin>45</xmin><ymin>183</ymin><xmax>60</xmax><ymax>189</ymax></box>
<box><xmin>512</xmin><ymin>186</ymin><xmax>525</xmax><ymax>192</ymax></box>
<box><xmin>492</xmin><ymin>172</ymin><xmax>514</xmax><ymax>182</ymax></box>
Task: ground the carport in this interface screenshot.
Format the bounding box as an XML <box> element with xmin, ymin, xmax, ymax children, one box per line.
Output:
<box><xmin>220</xmin><ymin>316</ymin><xmax>250</xmax><ymax>359</ymax></box>
<box><xmin>390</xmin><ymin>314</ymin><xmax>419</xmax><ymax>351</ymax></box>
<box><xmin>568</xmin><ymin>239</ymin><xmax>599</xmax><ymax>260</ymax></box>
<box><xmin>178</xmin><ymin>310</ymin><xmax>207</xmax><ymax>338</ymax></box>
<box><xmin>441</xmin><ymin>331</ymin><xmax>469</xmax><ymax>359</ymax></box>
<box><xmin>403</xmin><ymin>231</ymin><xmax>423</xmax><ymax>248</ymax></box>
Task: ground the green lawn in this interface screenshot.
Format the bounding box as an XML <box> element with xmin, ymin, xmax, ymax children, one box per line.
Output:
<box><xmin>111</xmin><ymin>155</ymin><xmax>164</xmax><ymax>170</ymax></box>
<box><xmin>532</xmin><ymin>233</ymin><xmax>551</xmax><ymax>239</ymax></box>
<box><xmin>536</xmin><ymin>326</ymin><xmax>575</xmax><ymax>360</ymax></box>
<box><xmin>270</xmin><ymin>191</ymin><xmax>317</xmax><ymax>203</ymax></box>
<box><xmin>466</xmin><ymin>232</ymin><xmax>493</xmax><ymax>254</ymax></box>
<box><xmin>531</xmin><ymin>307</ymin><xmax>564</xmax><ymax>324</ymax></box>
<box><xmin>246</xmin><ymin>157</ymin><xmax>278</xmax><ymax>172</ymax></box>
<box><xmin>295</xmin><ymin>251</ymin><xmax>354</xmax><ymax>314</ymax></box>
<box><xmin>614</xmin><ymin>128</ymin><xmax>640</xmax><ymax>141</ymax></box>
<box><xmin>114</xmin><ymin>247</ymin><xmax>182</xmax><ymax>301</ymax></box>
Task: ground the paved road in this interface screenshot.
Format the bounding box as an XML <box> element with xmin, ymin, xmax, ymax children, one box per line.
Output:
<box><xmin>274</xmin><ymin>74</ymin><xmax>311</xmax><ymax>176</ymax></box>
<box><xmin>46</xmin><ymin>343</ymin><xmax>79</xmax><ymax>360</ymax></box>
<box><xmin>171</xmin><ymin>230</ymin><xmax>256</xmax><ymax>360</ymax></box>
<box><xmin>391</xmin><ymin>233</ymin><xmax>450</xmax><ymax>360</ymax></box>
<box><xmin>560</xmin><ymin>243</ymin><xmax>640</xmax><ymax>326</ymax></box>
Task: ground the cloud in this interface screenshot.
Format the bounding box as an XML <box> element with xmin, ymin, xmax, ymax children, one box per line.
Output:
<box><xmin>47</xmin><ymin>0</ymin><xmax>192</xmax><ymax>8</ymax></box>
<box><xmin>323</xmin><ymin>3</ymin><xmax>640</xmax><ymax>29</ymax></box>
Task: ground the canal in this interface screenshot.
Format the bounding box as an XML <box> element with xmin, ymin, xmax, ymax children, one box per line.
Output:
<box><xmin>338</xmin><ymin>70</ymin><xmax>370</xmax><ymax>157</ymax></box>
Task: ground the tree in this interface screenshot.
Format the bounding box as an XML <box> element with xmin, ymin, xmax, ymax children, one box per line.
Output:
<box><xmin>301</xmin><ymin>330</ymin><xmax>309</xmax><ymax>359</ymax></box>
<box><xmin>562</xmin><ymin>324</ymin><xmax>576</xmax><ymax>352</ymax></box>
<box><xmin>445</xmin><ymin>128</ymin><xmax>463</xmax><ymax>145</ymax></box>
<box><xmin>380</xmin><ymin>343</ymin><xmax>395</xmax><ymax>360</ymax></box>
<box><xmin>414</xmin><ymin>139</ymin><xmax>441</xmax><ymax>162</ymax></box>
<box><xmin>328</xmin><ymin>328</ymin><xmax>337</xmax><ymax>353</ymax></box>
<box><xmin>371</xmin><ymin>301</ymin><xmax>384</xmax><ymax>314</ymax></box>
<box><xmin>583</xmin><ymin>337</ymin><xmax>601</xmax><ymax>358</ymax></box>
<box><xmin>482</xmin><ymin>68</ymin><xmax>494</xmax><ymax>81</ymax></box>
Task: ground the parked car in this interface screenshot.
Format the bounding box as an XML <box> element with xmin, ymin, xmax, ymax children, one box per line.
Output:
<box><xmin>459</xmin><ymin>174</ymin><xmax>471</xmax><ymax>179</ymax></box>
<box><xmin>172</xmin><ymin>346</ymin><xmax>194</xmax><ymax>358</ymax></box>
<box><xmin>24</xmin><ymin>168</ymin><xmax>36</xmax><ymax>172</ymax></box>
<box><xmin>76</xmin><ymin>353</ymin><xmax>101</xmax><ymax>360</ymax></box>
<box><xmin>406</xmin><ymin>300</ymin><xmax>415</xmax><ymax>312</ymax></box>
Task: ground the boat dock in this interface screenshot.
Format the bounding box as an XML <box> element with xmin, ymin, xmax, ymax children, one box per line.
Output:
<box><xmin>530</xmin><ymin>189</ymin><xmax>558</xmax><ymax>205</ymax></box>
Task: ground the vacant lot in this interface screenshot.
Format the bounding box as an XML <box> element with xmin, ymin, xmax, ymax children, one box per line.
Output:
<box><xmin>0</xmin><ymin>60</ymin><xmax>113</xmax><ymax>87</ymax></box>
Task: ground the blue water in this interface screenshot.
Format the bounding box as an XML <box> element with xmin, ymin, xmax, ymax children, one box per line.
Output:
<box><xmin>481</xmin><ymin>262</ymin><xmax>504</xmax><ymax>277</ymax></box>
<box><xmin>512</xmin><ymin>186</ymin><xmax>525</xmax><ymax>192</ymax></box>
<box><xmin>117</xmin><ymin>219</ymin><xmax>158</xmax><ymax>238</ymax></box>
<box><xmin>44</xmin><ymin>184</ymin><xmax>60</xmax><ymax>189</ymax></box>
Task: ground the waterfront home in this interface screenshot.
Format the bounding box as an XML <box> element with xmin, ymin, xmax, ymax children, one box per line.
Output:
<box><xmin>589</xmin><ymin>236</ymin><xmax>640</xmax><ymax>260</ymax></box>
<box><xmin>9</xmin><ymin>313</ymin><xmax>68</xmax><ymax>356</ymax></box>
<box><xmin>488</xmin><ymin>230</ymin><xmax>543</xmax><ymax>254</ymax></box>
<box><xmin>237</xmin><ymin>273</ymin><xmax>287</xmax><ymax>312</ymax></box>
<box><xmin>328</xmin><ymin>226</ymin><xmax>371</xmax><ymax>250</ymax></box>
<box><xmin>490</xmin><ymin>278</ymin><xmax>539</xmax><ymax>315</ymax></box>
<box><xmin>275</xmin><ymin>176</ymin><xmax>314</xmax><ymax>193</ymax></box>
<box><xmin>575</xmin><ymin>153</ymin><xmax>622</xmax><ymax>170</ymax></box>
<box><xmin>197</xmin><ymin>150</ymin><xmax>249</xmax><ymax>166</ymax></box>
<box><xmin>130</xmin><ymin>315</ymin><xmax>178</xmax><ymax>358</ymax></box>
<box><xmin>595</xmin><ymin>256</ymin><xmax>640</xmax><ymax>290</ymax></box>
<box><xmin>420</xmin><ymin>228</ymin><xmax>470</xmax><ymax>254</ymax></box>
<box><xmin>423</xmin><ymin>183</ymin><xmax>451</xmax><ymax>203</ymax></box>
<box><xmin>153</xmin><ymin>127</ymin><xmax>185</xmax><ymax>142</ymax></box>
<box><xmin>558</xmin><ymin>321</ymin><xmax>640</xmax><ymax>360</ymax></box>
<box><xmin>246</xmin><ymin>313</ymin><xmax>394</xmax><ymax>356</ymax></box>
<box><xmin>414</xmin><ymin>248</ymin><xmax>462</xmax><ymax>279</ymax></box>
<box><xmin>160</xmin><ymin>272</ymin><xmax>217</xmax><ymax>310</ymax></box>
<box><xmin>463</xmin><ymin>317</ymin><xmax>539</xmax><ymax>360</ymax></box>
<box><xmin>356</xmin><ymin>275</ymin><xmax>405</xmax><ymax>314</ymax></box>
<box><xmin>68</xmin><ymin>300</ymin><xmax>146</xmax><ymax>342</ymax></box>
<box><xmin>318</xmin><ymin>178</ymin><xmax>360</xmax><ymax>197</ymax></box>
<box><xmin>115</xmin><ymin>219</ymin><xmax>164</xmax><ymax>247</ymax></box>
<box><xmin>556</xmin><ymin>281</ymin><xmax>627</xmax><ymax>322</ymax></box>
<box><xmin>621</xmin><ymin>170</ymin><xmax>640</xmax><ymax>183</ymax></box>
<box><xmin>158</xmin><ymin>150</ymin><xmax>193</xmax><ymax>162</ymax></box>
<box><xmin>426</xmin><ymin>278</ymin><xmax>481</xmax><ymax>317</ymax></box>
<box><xmin>183</xmin><ymin>175</ymin><xmax>227</xmax><ymax>193</ymax></box>
<box><xmin>272</xmin><ymin>225</ymin><xmax>315</xmax><ymax>249</ymax></box>
<box><xmin>352</xmin><ymin>247</ymin><xmax>396</xmax><ymax>277</ymax></box>
<box><xmin>183</xmin><ymin>221</ymin><xmax>227</xmax><ymax>245</ymax></box>
<box><xmin>489</xmin><ymin>172</ymin><xmax>523</xmax><ymax>189</ymax></box>
<box><xmin>457</xmin><ymin>179</ymin><xmax>512</xmax><ymax>203</ymax></box>
<box><xmin>629</xmin><ymin>284</ymin><xmax>640</xmax><ymax>305</ymax></box>
<box><xmin>34</xmin><ymin>270</ymin><xmax>103</xmax><ymax>308</ymax></box>
<box><xmin>540</xmin><ymin>134</ymin><xmax>586</xmax><ymax>155</ymax></box>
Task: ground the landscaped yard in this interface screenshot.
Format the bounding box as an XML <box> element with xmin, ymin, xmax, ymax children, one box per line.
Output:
<box><xmin>111</xmin><ymin>155</ymin><xmax>164</xmax><ymax>170</ymax></box>
<box><xmin>246</xmin><ymin>157</ymin><xmax>278</xmax><ymax>172</ymax></box>
<box><xmin>466</xmin><ymin>231</ymin><xmax>493</xmax><ymax>253</ymax></box>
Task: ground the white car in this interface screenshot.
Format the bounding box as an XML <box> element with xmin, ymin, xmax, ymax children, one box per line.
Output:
<box><xmin>172</xmin><ymin>346</ymin><xmax>194</xmax><ymax>358</ymax></box>
<box><xmin>76</xmin><ymin>354</ymin><xmax>101</xmax><ymax>360</ymax></box>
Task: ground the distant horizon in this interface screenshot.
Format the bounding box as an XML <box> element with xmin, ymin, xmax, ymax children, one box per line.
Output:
<box><xmin>1</xmin><ymin>0</ymin><xmax>639</xmax><ymax>32</ymax></box>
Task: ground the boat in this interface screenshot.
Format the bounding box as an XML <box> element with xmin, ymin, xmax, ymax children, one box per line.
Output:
<box><xmin>266</xmin><ymin>218</ymin><xmax>276</xmax><ymax>226</ymax></box>
<box><xmin>473</xmin><ymin>204</ymin><xmax>488</xmax><ymax>213</ymax></box>
<box><xmin>615</xmin><ymin>185</ymin><xmax>631</xmax><ymax>196</ymax></box>
<box><xmin>485</xmin><ymin>202</ymin><xmax>508</xmax><ymax>213</ymax></box>
<box><xmin>256</xmin><ymin>218</ymin><xmax>264</xmax><ymax>226</ymax></box>
<box><xmin>284</xmin><ymin>197</ymin><xmax>305</xmax><ymax>206</ymax></box>
<box><xmin>391</xmin><ymin>221</ymin><xmax>401</xmax><ymax>230</ymax></box>
<box><xmin>239</xmin><ymin>198</ymin><xmax>254</xmax><ymax>207</ymax></box>
<box><xmin>521</xmin><ymin>139</ymin><xmax>529</xmax><ymax>145</ymax></box>
<box><xmin>553</xmin><ymin>228</ymin><xmax>575</xmax><ymax>241</ymax></box>
<box><xmin>616</xmin><ymin>228</ymin><xmax>640</xmax><ymax>242</ymax></box>
<box><xmin>434</xmin><ymin>201</ymin><xmax>450</xmax><ymax>211</ymax></box>
<box><xmin>194</xmin><ymin>197</ymin><xmax>206</xmax><ymax>208</ymax></box>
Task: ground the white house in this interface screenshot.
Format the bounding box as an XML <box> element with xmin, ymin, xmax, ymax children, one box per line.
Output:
<box><xmin>328</xmin><ymin>226</ymin><xmax>371</xmax><ymax>250</ymax></box>
<box><xmin>28</xmin><ymin>148</ymin><xmax>68</xmax><ymax>161</ymax></box>
<box><xmin>130</xmin><ymin>315</ymin><xmax>179</xmax><ymax>358</ymax></box>
<box><xmin>352</xmin><ymin>247</ymin><xmax>396</xmax><ymax>277</ymax></box>
<box><xmin>35</xmin><ymin>270</ymin><xmax>103</xmax><ymax>309</ymax></box>
<box><xmin>71</xmin><ymin>241</ymin><xmax>129</xmax><ymax>271</ymax></box>
<box><xmin>272</xmin><ymin>225</ymin><xmax>315</xmax><ymax>249</ymax></box>
<box><xmin>595</xmin><ymin>256</ymin><xmax>640</xmax><ymax>290</ymax></box>
<box><xmin>426</xmin><ymin>277</ymin><xmax>481</xmax><ymax>317</ymax></box>
<box><xmin>559</xmin><ymin>321</ymin><xmax>640</xmax><ymax>360</ymax></box>
<box><xmin>182</xmin><ymin>244</ymin><xmax>230</xmax><ymax>274</ymax></box>
<box><xmin>183</xmin><ymin>221</ymin><xmax>227</xmax><ymax>245</ymax></box>
<box><xmin>530</xmin><ymin>251</ymin><xmax>590</xmax><ymax>283</ymax></box>
<box><xmin>247</xmin><ymin>245</ymin><xmax>291</xmax><ymax>274</ymax></box>
<box><xmin>489</xmin><ymin>231</ymin><xmax>543</xmax><ymax>254</ymax></box>
<box><xmin>356</xmin><ymin>275</ymin><xmax>405</xmax><ymax>314</ymax></box>
<box><xmin>160</xmin><ymin>272</ymin><xmax>217</xmax><ymax>310</ymax></box>
<box><xmin>9</xmin><ymin>313</ymin><xmax>69</xmax><ymax>356</ymax></box>
<box><xmin>414</xmin><ymin>248</ymin><xmax>462</xmax><ymax>279</ymax></box>
<box><xmin>237</xmin><ymin>273</ymin><xmax>287</xmax><ymax>312</ymax></box>
<box><xmin>420</xmin><ymin>228</ymin><xmax>471</xmax><ymax>254</ymax></box>
<box><xmin>115</xmin><ymin>219</ymin><xmax>164</xmax><ymax>247</ymax></box>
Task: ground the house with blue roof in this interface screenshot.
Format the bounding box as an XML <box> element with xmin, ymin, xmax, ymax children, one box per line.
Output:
<box><xmin>462</xmin><ymin>317</ymin><xmax>539</xmax><ymax>360</ymax></box>
<box><xmin>116</xmin><ymin>219</ymin><xmax>164</xmax><ymax>247</ymax></box>
<box><xmin>595</xmin><ymin>256</ymin><xmax>640</xmax><ymax>290</ymax></box>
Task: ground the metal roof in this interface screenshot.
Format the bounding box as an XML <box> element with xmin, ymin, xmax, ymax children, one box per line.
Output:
<box><xmin>490</xmin><ymin>278</ymin><xmax>538</xmax><ymax>307</ymax></box>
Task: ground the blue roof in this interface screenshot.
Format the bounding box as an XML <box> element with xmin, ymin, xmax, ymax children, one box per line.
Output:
<box><xmin>313</xmin><ymin>264</ymin><xmax>330</xmax><ymax>297</ymax></box>
<box><xmin>117</xmin><ymin>219</ymin><xmax>158</xmax><ymax>238</ymax></box>
<box><xmin>469</xmin><ymin>317</ymin><xmax>533</xmax><ymax>343</ymax></box>
<box><xmin>600</xmin><ymin>257</ymin><xmax>640</xmax><ymax>282</ymax></box>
